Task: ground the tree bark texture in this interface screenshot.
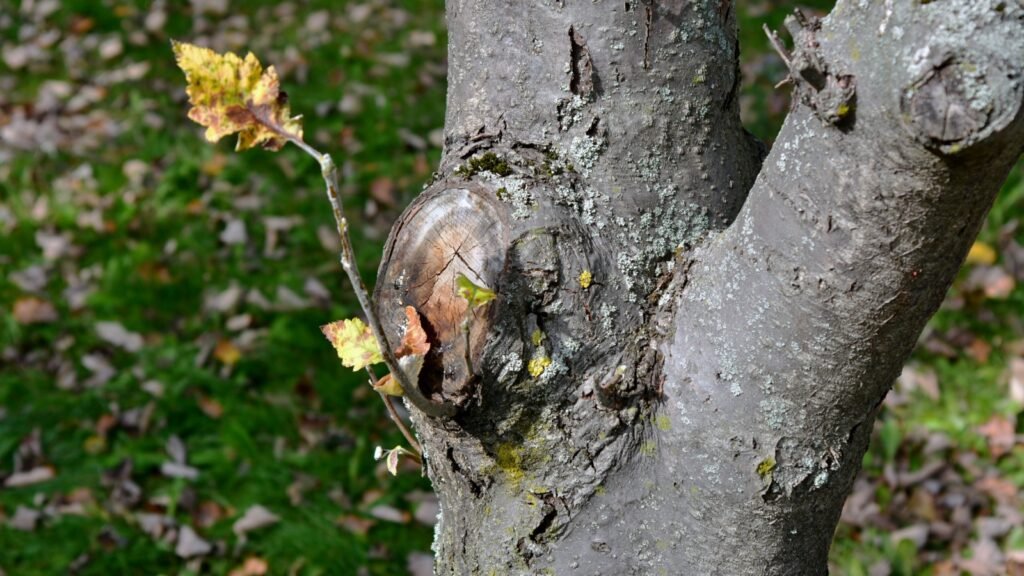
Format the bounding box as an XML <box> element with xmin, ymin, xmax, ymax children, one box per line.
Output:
<box><xmin>373</xmin><ymin>1</ymin><xmax>1024</xmax><ymax>574</ymax></box>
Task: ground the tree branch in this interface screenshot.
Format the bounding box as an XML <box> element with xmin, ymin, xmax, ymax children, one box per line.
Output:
<box><xmin>656</xmin><ymin>0</ymin><xmax>1023</xmax><ymax>571</ymax></box>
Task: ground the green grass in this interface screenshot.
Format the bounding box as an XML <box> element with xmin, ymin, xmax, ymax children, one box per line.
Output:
<box><xmin>1</xmin><ymin>0</ymin><xmax>445</xmax><ymax>573</ymax></box>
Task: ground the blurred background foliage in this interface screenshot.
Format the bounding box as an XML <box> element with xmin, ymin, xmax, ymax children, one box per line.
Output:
<box><xmin>0</xmin><ymin>1</ymin><xmax>1021</xmax><ymax>575</ymax></box>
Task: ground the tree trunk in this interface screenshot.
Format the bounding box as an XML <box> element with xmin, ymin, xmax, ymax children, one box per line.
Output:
<box><xmin>374</xmin><ymin>1</ymin><xmax>1024</xmax><ymax>574</ymax></box>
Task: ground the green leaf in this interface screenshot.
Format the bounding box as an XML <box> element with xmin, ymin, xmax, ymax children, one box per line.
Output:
<box><xmin>455</xmin><ymin>273</ymin><xmax>496</xmax><ymax>309</ymax></box>
<box><xmin>171</xmin><ymin>40</ymin><xmax>303</xmax><ymax>151</ymax></box>
<box><xmin>880</xmin><ymin>418</ymin><xmax>902</xmax><ymax>463</ymax></box>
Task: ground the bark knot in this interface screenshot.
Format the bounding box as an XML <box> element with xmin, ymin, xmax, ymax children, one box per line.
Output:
<box><xmin>376</xmin><ymin>184</ymin><xmax>510</xmax><ymax>406</ymax></box>
<box><xmin>901</xmin><ymin>49</ymin><xmax>1023</xmax><ymax>154</ymax></box>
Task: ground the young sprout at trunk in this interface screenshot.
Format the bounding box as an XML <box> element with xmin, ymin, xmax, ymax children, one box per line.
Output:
<box><xmin>172</xmin><ymin>40</ymin><xmax>453</xmax><ymax>467</ymax></box>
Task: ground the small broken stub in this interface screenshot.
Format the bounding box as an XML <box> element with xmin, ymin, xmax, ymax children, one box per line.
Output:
<box><xmin>375</xmin><ymin>184</ymin><xmax>510</xmax><ymax>406</ymax></box>
<box><xmin>768</xmin><ymin>10</ymin><xmax>856</xmax><ymax>127</ymax></box>
<box><xmin>901</xmin><ymin>51</ymin><xmax>1022</xmax><ymax>155</ymax></box>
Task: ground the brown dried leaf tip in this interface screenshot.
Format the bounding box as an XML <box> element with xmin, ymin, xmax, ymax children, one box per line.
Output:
<box><xmin>395</xmin><ymin>306</ymin><xmax>431</xmax><ymax>357</ymax></box>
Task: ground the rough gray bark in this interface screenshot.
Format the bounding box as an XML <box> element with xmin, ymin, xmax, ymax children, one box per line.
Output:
<box><xmin>374</xmin><ymin>1</ymin><xmax>1024</xmax><ymax>574</ymax></box>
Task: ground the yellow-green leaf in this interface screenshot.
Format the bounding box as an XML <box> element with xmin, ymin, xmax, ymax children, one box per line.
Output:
<box><xmin>966</xmin><ymin>241</ymin><xmax>997</xmax><ymax>266</ymax></box>
<box><xmin>171</xmin><ymin>40</ymin><xmax>303</xmax><ymax>151</ymax></box>
<box><xmin>320</xmin><ymin>318</ymin><xmax>383</xmax><ymax>371</ymax></box>
<box><xmin>372</xmin><ymin>373</ymin><xmax>405</xmax><ymax>397</ymax></box>
<box><xmin>455</xmin><ymin>273</ymin><xmax>496</xmax><ymax>309</ymax></box>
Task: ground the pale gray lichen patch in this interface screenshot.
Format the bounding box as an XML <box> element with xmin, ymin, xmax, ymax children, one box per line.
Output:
<box><xmin>484</xmin><ymin>173</ymin><xmax>535</xmax><ymax>220</ymax></box>
<box><xmin>568</xmin><ymin>134</ymin><xmax>605</xmax><ymax>178</ymax></box>
<box><xmin>553</xmin><ymin>182</ymin><xmax>608</xmax><ymax>227</ymax></box>
<box><xmin>612</xmin><ymin>185</ymin><xmax>710</xmax><ymax>301</ymax></box>
<box><xmin>538</xmin><ymin>354</ymin><xmax>568</xmax><ymax>384</ymax></box>
<box><xmin>498</xmin><ymin>351</ymin><xmax>524</xmax><ymax>384</ymax></box>
<box><xmin>559</xmin><ymin>94</ymin><xmax>588</xmax><ymax>130</ymax></box>
<box><xmin>759</xmin><ymin>397</ymin><xmax>799</xmax><ymax>431</ymax></box>
<box><xmin>598</xmin><ymin>302</ymin><xmax>617</xmax><ymax>333</ymax></box>
<box><xmin>561</xmin><ymin>336</ymin><xmax>581</xmax><ymax>356</ymax></box>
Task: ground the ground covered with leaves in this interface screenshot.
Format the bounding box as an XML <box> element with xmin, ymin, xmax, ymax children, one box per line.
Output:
<box><xmin>1</xmin><ymin>1</ymin><xmax>1022</xmax><ymax>575</ymax></box>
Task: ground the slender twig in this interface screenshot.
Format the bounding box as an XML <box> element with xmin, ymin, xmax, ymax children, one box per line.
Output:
<box><xmin>366</xmin><ymin>368</ymin><xmax>422</xmax><ymax>456</ymax></box>
<box><xmin>282</xmin><ymin>134</ymin><xmax>456</xmax><ymax>418</ymax></box>
<box><xmin>381</xmin><ymin>393</ymin><xmax>423</xmax><ymax>459</ymax></box>
<box><xmin>763</xmin><ymin>24</ymin><xmax>792</xmax><ymax>69</ymax></box>
<box><xmin>318</xmin><ymin>153</ymin><xmax>455</xmax><ymax>418</ymax></box>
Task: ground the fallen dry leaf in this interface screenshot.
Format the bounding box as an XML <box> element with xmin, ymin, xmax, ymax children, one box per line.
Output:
<box><xmin>220</xmin><ymin>218</ymin><xmax>248</xmax><ymax>245</ymax></box>
<box><xmin>965</xmin><ymin>265</ymin><xmax>1016</xmax><ymax>300</ymax></box>
<box><xmin>82</xmin><ymin>353</ymin><xmax>116</xmax><ymax>388</ymax></box>
<box><xmin>204</xmin><ymin>283</ymin><xmax>244</xmax><ymax>313</ymax></box>
<box><xmin>407</xmin><ymin>553</ymin><xmax>433</xmax><ymax>576</ymax></box>
<box><xmin>286</xmin><ymin>473</ymin><xmax>318</xmax><ymax>506</ymax></box>
<box><xmin>4</xmin><ymin>466</ymin><xmax>56</xmax><ymax>488</ymax></box>
<box><xmin>202</xmin><ymin>153</ymin><xmax>228</xmax><ymax>176</ymax></box>
<box><xmin>370</xmin><ymin>177</ymin><xmax>397</xmax><ymax>207</ymax></box>
<box><xmin>233</xmin><ymin>504</ymin><xmax>279</xmax><ymax>538</ymax></box>
<box><xmin>898</xmin><ymin>365</ymin><xmax>940</xmax><ymax>401</ymax></box>
<box><xmin>303</xmin><ymin>276</ymin><xmax>330</xmax><ymax>303</ymax></box>
<box><xmin>136</xmin><ymin>513</ymin><xmax>173</xmax><ymax>540</ymax></box>
<box><xmin>977</xmin><ymin>415</ymin><xmax>1016</xmax><ymax>458</ymax></box>
<box><xmin>1007</xmin><ymin>550</ymin><xmax>1024</xmax><ymax>575</ymax></box>
<box><xmin>967</xmin><ymin>338</ymin><xmax>992</xmax><ymax>364</ymax></box>
<box><xmin>175</xmin><ymin>525</ymin><xmax>212</xmax><ymax>558</ymax></box>
<box><xmin>197</xmin><ymin>395</ymin><xmax>224</xmax><ymax>419</ymax></box>
<box><xmin>8</xmin><ymin>265</ymin><xmax>48</xmax><ymax>292</ymax></box>
<box><xmin>959</xmin><ymin>537</ymin><xmax>1004</xmax><ymax>576</ymax></box>
<box><xmin>160</xmin><ymin>462</ymin><xmax>199</xmax><ymax>481</ymax></box>
<box><xmin>336</xmin><ymin>514</ymin><xmax>375</xmax><ymax>536</ymax></box>
<box><xmin>1009</xmin><ymin>357</ymin><xmax>1024</xmax><ymax>405</ymax></box>
<box><xmin>317</xmin><ymin>224</ymin><xmax>340</xmax><ymax>252</ymax></box>
<box><xmin>12</xmin><ymin>296</ymin><xmax>57</xmax><ymax>324</ymax></box>
<box><xmin>195</xmin><ymin>500</ymin><xmax>226</xmax><ymax>529</ymax></box>
<box><xmin>8</xmin><ymin>506</ymin><xmax>41</xmax><ymax>531</ymax></box>
<box><xmin>95</xmin><ymin>321</ymin><xmax>144</xmax><ymax>352</ymax></box>
<box><xmin>412</xmin><ymin>493</ymin><xmax>440</xmax><ymax>527</ymax></box>
<box><xmin>214</xmin><ymin>339</ymin><xmax>242</xmax><ymax>366</ymax></box>
<box><xmin>368</xmin><ymin>504</ymin><xmax>409</xmax><ymax>523</ymax></box>
<box><xmin>891</xmin><ymin>524</ymin><xmax>929</xmax><ymax>549</ymax></box>
<box><xmin>229</xmin><ymin>557</ymin><xmax>269</xmax><ymax>576</ymax></box>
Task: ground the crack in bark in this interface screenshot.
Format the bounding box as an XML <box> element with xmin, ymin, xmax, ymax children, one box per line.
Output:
<box><xmin>528</xmin><ymin>496</ymin><xmax>558</xmax><ymax>543</ymax></box>
<box><xmin>717</xmin><ymin>0</ymin><xmax>732</xmax><ymax>24</ymax></box>
<box><xmin>568</xmin><ymin>26</ymin><xmax>597</xmax><ymax>99</ymax></box>
<box><xmin>643</xmin><ymin>5</ymin><xmax>653</xmax><ymax>70</ymax></box>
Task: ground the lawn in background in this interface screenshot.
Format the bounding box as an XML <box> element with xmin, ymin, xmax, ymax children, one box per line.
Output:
<box><xmin>1</xmin><ymin>1</ymin><xmax>1023</xmax><ymax>575</ymax></box>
